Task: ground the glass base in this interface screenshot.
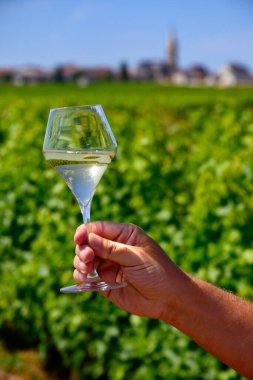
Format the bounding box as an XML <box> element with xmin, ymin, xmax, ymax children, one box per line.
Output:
<box><xmin>60</xmin><ymin>280</ymin><xmax>127</xmax><ymax>293</ymax></box>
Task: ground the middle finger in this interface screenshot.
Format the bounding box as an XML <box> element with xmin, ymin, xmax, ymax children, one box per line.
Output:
<box><xmin>75</xmin><ymin>245</ymin><xmax>95</xmax><ymax>263</ymax></box>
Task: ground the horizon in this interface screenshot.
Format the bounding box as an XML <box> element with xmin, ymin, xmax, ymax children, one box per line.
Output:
<box><xmin>1</xmin><ymin>59</ymin><xmax>252</xmax><ymax>76</ymax></box>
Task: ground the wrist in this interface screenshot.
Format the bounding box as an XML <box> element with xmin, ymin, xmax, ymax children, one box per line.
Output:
<box><xmin>159</xmin><ymin>267</ymin><xmax>196</xmax><ymax>326</ymax></box>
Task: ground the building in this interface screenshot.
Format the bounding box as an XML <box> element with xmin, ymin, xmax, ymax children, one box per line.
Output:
<box><xmin>0</xmin><ymin>68</ymin><xmax>14</xmax><ymax>83</ymax></box>
<box><xmin>167</xmin><ymin>33</ymin><xmax>178</xmax><ymax>72</ymax></box>
<box><xmin>12</xmin><ymin>66</ymin><xmax>50</xmax><ymax>85</ymax></box>
<box><xmin>136</xmin><ymin>33</ymin><xmax>178</xmax><ymax>81</ymax></box>
<box><xmin>186</xmin><ymin>65</ymin><xmax>210</xmax><ymax>85</ymax></box>
<box><xmin>136</xmin><ymin>60</ymin><xmax>170</xmax><ymax>81</ymax></box>
<box><xmin>0</xmin><ymin>66</ymin><xmax>51</xmax><ymax>84</ymax></box>
<box><xmin>217</xmin><ymin>63</ymin><xmax>253</xmax><ymax>86</ymax></box>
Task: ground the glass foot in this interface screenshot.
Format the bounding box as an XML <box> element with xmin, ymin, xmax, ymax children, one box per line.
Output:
<box><xmin>60</xmin><ymin>280</ymin><xmax>127</xmax><ymax>293</ymax></box>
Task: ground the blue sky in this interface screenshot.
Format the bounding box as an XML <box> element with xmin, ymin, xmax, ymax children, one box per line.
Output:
<box><xmin>1</xmin><ymin>0</ymin><xmax>253</xmax><ymax>72</ymax></box>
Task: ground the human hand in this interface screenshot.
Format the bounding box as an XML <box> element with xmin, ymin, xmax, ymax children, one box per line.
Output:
<box><xmin>73</xmin><ymin>221</ymin><xmax>187</xmax><ymax>319</ymax></box>
<box><xmin>72</xmin><ymin>223</ymin><xmax>253</xmax><ymax>378</ymax></box>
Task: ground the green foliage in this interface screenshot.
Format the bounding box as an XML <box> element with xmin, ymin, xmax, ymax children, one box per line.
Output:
<box><xmin>0</xmin><ymin>83</ymin><xmax>253</xmax><ymax>379</ymax></box>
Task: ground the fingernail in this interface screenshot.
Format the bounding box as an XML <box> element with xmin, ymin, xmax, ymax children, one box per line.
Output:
<box><xmin>88</xmin><ymin>233</ymin><xmax>101</xmax><ymax>249</ymax></box>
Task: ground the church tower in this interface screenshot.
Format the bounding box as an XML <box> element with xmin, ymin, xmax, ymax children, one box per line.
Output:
<box><xmin>167</xmin><ymin>33</ymin><xmax>178</xmax><ymax>71</ymax></box>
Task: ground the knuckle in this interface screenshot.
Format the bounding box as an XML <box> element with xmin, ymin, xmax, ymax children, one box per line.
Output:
<box><xmin>73</xmin><ymin>269</ymin><xmax>80</xmax><ymax>281</ymax></box>
<box><xmin>107</xmin><ymin>241</ymin><xmax>118</xmax><ymax>257</ymax></box>
<box><xmin>74</xmin><ymin>269</ymin><xmax>86</xmax><ymax>283</ymax></box>
<box><xmin>73</xmin><ymin>256</ymin><xmax>86</xmax><ymax>273</ymax></box>
<box><xmin>73</xmin><ymin>255</ymin><xmax>79</xmax><ymax>267</ymax></box>
<box><xmin>84</xmin><ymin>249</ymin><xmax>95</xmax><ymax>263</ymax></box>
<box><xmin>77</xmin><ymin>247</ymin><xmax>94</xmax><ymax>263</ymax></box>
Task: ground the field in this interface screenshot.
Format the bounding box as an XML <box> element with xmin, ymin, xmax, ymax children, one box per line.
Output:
<box><xmin>0</xmin><ymin>82</ymin><xmax>253</xmax><ymax>379</ymax></box>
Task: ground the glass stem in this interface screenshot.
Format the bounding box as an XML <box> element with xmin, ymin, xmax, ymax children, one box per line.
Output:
<box><xmin>81</xmin><ymin>201</ymin><xmax>100</xmax><ymax>282</ymax></box>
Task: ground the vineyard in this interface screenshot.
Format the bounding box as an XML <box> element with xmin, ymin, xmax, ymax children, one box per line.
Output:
<box><xmin>0</xmin><ymin>82</ymin><xmax>253</xmax><ymax>379</ymax></box>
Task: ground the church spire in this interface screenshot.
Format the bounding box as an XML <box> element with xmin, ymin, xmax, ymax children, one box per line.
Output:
<box><xmin>167</xmin><ymin>32</ymin><xmax>178</xmax><ymax>71</ymax></box>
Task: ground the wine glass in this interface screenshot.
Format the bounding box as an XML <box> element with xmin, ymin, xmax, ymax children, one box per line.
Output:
<box><xmin>43</xmin><ymin>105</ymin><xmax>127</xmax><ymax>293</ymax></box>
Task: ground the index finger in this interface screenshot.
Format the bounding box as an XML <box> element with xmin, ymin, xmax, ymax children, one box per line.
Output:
<box><xmin>74</xmin><ymin>221</ymin><xmax>141</xmax><ymax>246</ymax></box>
<box><xmin>74</xmin><ymin>224</ymin><xmax>88</xmax><ymax>245</ymax></box>
<box><xmin>86</xmin><ymin>221</ymin><xmax>139</xmax><ymax>245</ymax></box>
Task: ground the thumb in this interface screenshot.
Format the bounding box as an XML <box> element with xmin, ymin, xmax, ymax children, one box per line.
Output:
<box><xmin>88</xmin><ymin>232</ymin><xmax>139</xmax><ymax>266</ymax></box>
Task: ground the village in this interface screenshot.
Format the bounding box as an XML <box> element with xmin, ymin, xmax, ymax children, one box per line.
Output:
<box><xmin>0</xmin><ymin>34</ymin><xmax>252</xmax><ymax>87</ymax></box>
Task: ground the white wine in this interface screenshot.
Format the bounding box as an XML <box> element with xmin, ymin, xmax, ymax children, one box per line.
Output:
<box><xmin>44</xmin><ymin>150</ymin><xmax>115</xmax><ymax>208</ymax></box>
<box><xmin>42</xmin><ymin>105</ymin><xmax>127</xmax><ymax>293</ymax></box>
